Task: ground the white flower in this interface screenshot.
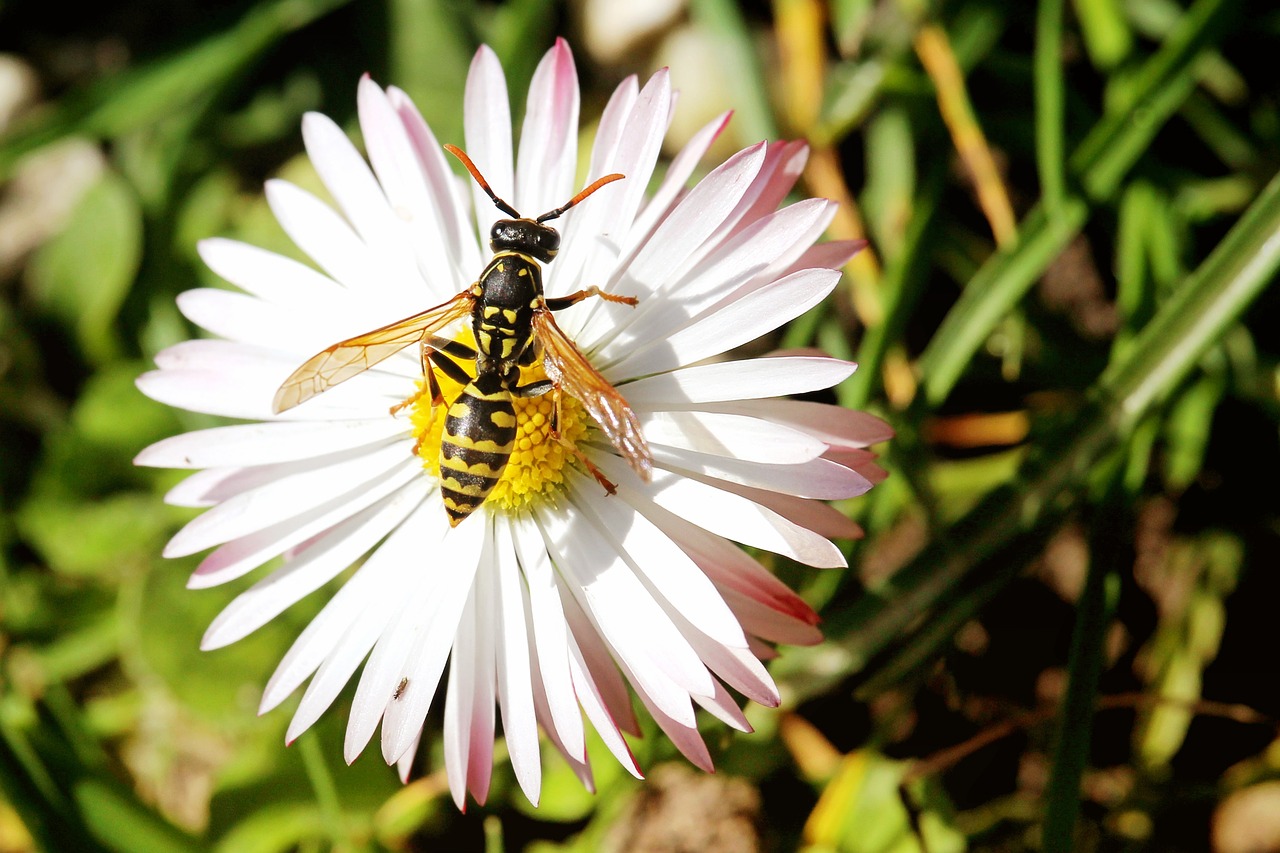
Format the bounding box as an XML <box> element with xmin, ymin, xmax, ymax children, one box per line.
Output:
<box><xmin>136</xmin><ymin>38</ymin><xmax>891</xmax><ymax>808</ymax></box>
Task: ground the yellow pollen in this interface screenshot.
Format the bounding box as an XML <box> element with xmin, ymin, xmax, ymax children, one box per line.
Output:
<box><xmin>404</xmin><ymin>332</ymin><xmax>591</xmax><ymax>512</ymax></box>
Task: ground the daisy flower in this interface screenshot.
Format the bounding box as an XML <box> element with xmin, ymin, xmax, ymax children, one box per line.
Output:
<box><xmin>135</xmin><ymin>38</ymin><xmax>892</xmax><ymax>808</ymax></box>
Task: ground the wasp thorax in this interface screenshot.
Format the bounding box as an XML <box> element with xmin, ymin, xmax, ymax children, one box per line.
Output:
<box><xmin>490</xmin><ymin>219</ymin><xmax>560</xmax><ymax>262</ymax></box>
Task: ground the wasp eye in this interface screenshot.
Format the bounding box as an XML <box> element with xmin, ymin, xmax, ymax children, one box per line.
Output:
<box><xmin>541</xmin><ymin>230</ymin><xmax>560</xmax><ymax>253</ymax></box>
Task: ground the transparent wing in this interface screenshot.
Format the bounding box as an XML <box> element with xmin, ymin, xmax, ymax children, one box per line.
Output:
<box><xmin>532</xmin><ymin>309</ymin><xmax>653</xmax><ymax>480</ymax></box>
<box><xmin>273</xmin><ymin>291</ymin><xmax>475</xmax><ymax>413</ymax></box>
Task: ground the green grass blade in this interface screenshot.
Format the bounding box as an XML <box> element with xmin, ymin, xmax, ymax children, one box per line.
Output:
<box><xmin>1035</xmin><ymin>0</ymin><xmax>1067</xmax><ymax>215</ymax></box>
<box><xmin>1042</xmin><ymin>544</ymin><xmax>1121</xmax><ymax>850</ymax></box>
<box><xmin>917</xmin><ymin>0</ymin><xmax>1238</xmax><ymax>407</ymax></box>
<box><xmin>0</xmin><ymin>705</ymin><xmax>207</xmax><ymax>853</ymax></box>
<box><xmin>1073</xmin><ymin>0</ymin><xmax>1133</xmax><ymax>70</ymax></box>
<box><xmin>0</xmin><ymin>0</ymin><xmax>354</xmax><ymax>181</ymax></box>
<box><xmin>780</xmin><ymin>162</ymin><xmax>1280</xmax><ymax>701</ymax></box>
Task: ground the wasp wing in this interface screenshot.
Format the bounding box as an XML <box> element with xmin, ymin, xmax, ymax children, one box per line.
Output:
<box><xmin>273</xmin><ymin>291</ymin><xmax>475</xmax><ymax>413</ymax></box>
<box><xmin>532</xmin><ymin>309</ymin><xmax>653</xmax><ymax>480</ymax></box>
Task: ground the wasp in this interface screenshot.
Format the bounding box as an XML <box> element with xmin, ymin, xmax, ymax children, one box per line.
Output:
<box><xmin>393</xmin><ymin>677</ymin><xmax>408</xmax><ymax>701</ymax></box>
<box><xmin>272</xmin><ymin>145</ymin><xmax>653</xmax><ymax>526</ymax></box>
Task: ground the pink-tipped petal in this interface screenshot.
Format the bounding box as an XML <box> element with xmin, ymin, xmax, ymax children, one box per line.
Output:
<box><xmin>463</xmin><ymin>45</ymin><xmax>513</xmax><ymax>244</ymax></box>
<box><xmin>515</xmin><ymin>38</ymin><xmax>579</xmax><ymax>217</ymax></box>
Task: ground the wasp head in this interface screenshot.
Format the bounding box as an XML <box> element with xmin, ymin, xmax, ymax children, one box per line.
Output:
<box><xmin>491</xmin><ymin>219</ymin><xmax>560</xmax><ymax>262</ymax></box>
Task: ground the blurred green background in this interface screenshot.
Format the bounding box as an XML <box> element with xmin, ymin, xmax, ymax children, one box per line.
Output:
<box><xmin>3</xmin><ymin>0</ymin><xmax>1280</xmax><ymax>850</ymax></box>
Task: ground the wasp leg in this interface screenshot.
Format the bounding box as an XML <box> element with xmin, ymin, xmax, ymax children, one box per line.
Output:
<box><xmin>531</xmin><ymin>383</ymin><xmax>618</xmax><ymax>496</ymax></box>
<box><xmin>544</xmin><ymin>286</ymin><xmax>639</xmax><ymax>311</ymax></box>
<box><xmin>423</xmin><ymin>337</ymin><xmax>475</xmax><ymax>404</ymax></box>
<box><xmin>390</xmin><ymin>337</ymin><xmax>475</xmax><ymax>416</ymax></box>
<box><xmin>518</xmin><ymin>340</ymin><xmax>541</xmax><ymax>366</ymax></box>
<box><xmin>511</xmin><ymin>379</ymin><xmax>554</xmax><ymax>399</ymax></box>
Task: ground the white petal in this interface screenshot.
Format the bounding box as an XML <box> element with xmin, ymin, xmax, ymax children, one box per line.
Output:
<box><xmin>443</xmin><ymin>601</ymin><xmax>475</xmax><ymax>810</ymax></box>
<box><xmin>628</xmin><ymin>110</ymin><xmax>730</xmax><ymax>246</ymax></box>
<box><xmin>386</xmin><ymin>86</ymin><xmax>484</xmax><ymax>274</ymax></box>
<box><xmin>598</xmin><ymin>457</ymin><xmax>846</xmax><ymax>569</ymax></box>
<box><xmin>467</xmin><ymin>563</ymin><xmax>498</xmax><ymax>804</ymax></box>
<box><xmin>686</xmin><ymin>637</ymin><xmax>779</xmax><ymax>709</ymax></box>
<box><xmin>396</xmin><ymin>731</ymin><xmax>421</xmax><ymax>783</ymax></box>
<box><xmin>135</xmin><ymin>419</ymin><xmax>405</xmax><ymax>469</ymax></box>
<box><xmin>565</xmin><ymin>634</ymin><xmax>643</xmax><ymax>778</ymax></box>
<box><xmin>176</xmin><ymin>288</ymin><xmax>309</xmax><ymax>349</ymax></box>
<box><xmin>645</xmin><ymin>500</ymin><xmax>820</xmax><ymax>627</ymax></box>
<box><xmin>302</xmin><ymin>110</ymin><xmax>419</xmax><ymax>296</ymax></box>
<box><xmin>510</xmin><ymin>514</ymin><xmax>585</xmax><ymax>761</ymax></box>
<box><xmin>143</xmin><ymin>338</ymin><xmax>417</xmax><ymax>422</ymax></box>
<box><xmin>693</xmin><ymin>678</ymin><xmax>752</xmax><ymax>733</ymax></box>
<box><xmin>201</xmin><ymin>479</ymin><xmax>426</xmax><ymax>649</ymax></box>
<box><xmin>358</xmin><ymin>78</ymin><xmax>461</xmax><ymax>298</ymax></box>
<box><xmin>622</xmin><ymin>198</ymin><xmax>837</xmax><ymax>340</ymax></box>
<box><xmin>463</xmin><ymin>46</ymin><xmax>514</xmax><ymax>247</ymax></box>
<box><xmin>637</xmin><ymin>410</ymin><xmax>826</xmax><ymax>464</ymax></box>
<box><xmin>625</xmin><ymin>484</ymin><xmax>824</xmax><ymax>646</ymax></box>
<box><xmin>550</xmin><ymin>70</ymin><xmax>673</xmax><ymax>328</ymax></box>
<box><xmin>164</xmin><ymin>468</ymin><xmax>241</xmax><ymax>508</ymax></box>
<box><xmin>650</xmin><ymin>449</ymin><xmax>867</xmax><ymax>501</ymax></box>
<box><xmin>584</xmin><ymin>75</ymin><xmax>639</xmax><ymax>185</ymax></box>
<box><xmin>493</xmin><ymin>519</ymin><xmax>542</xmax><ymax>803</ymax></box>
<box><xmin>440</xmin><ymin>561</ymin><xmax>495</xmax><ymax>805</ymax></box>
<box><xmin>263</xmin><ymin>502</ymin><xmax>430</xmax><ymax>717</ymax></box>
<box><xmin>735</xmin><ymin>140</ymin><xmax>810</xmax><ymax>232</ymax></box>
<box><xmin>620</xmin><ymin>356</ymin><xmax>856</xmax><ymax>406</ymax></box>
<box><xmin>726</xmin><ymin>483</ymin><xmax>863</xmax><ymax>540</ymax></box>
<box><xmin>723</xmin><ymin>586</ymin><xmax>824</xmax><ymax>645</ymax></box>
<box><xmin>285</xmin><ymin>604</ymin><xmax>396</xmax><ymax>745</ymax></box>
<box><xmin>265</xmin><ymin>179</ymin><xmax>382</xmax><ymax>296</ymax></box>
<box><xmin>164</xmin><ymin>460</ymin><xmax>313</xmax><ymax>509</ymax></box>
<box><xmin>624</xmin><ymin>662</ymin><xmax>712</xmax><ymax>772</ymax></box>
<box><xmin>186</xmin><ymin>462</ymin><xmax>420</xmax><ymax>588</ymax></box>
<box><xmin>139</xmin><ymin>364</ymin><xmax>371</xmax><ymax>422</ymax></box>
<box><xmin>618</xmin><ymin>143</ymin><xmax>766</xmax><ymax>305</ymax></box>
<box><xmin>709</xmin><ymin>399</ymin><xmax>895</xmax><ymax>448</ymax></box>
<box><xmin>529</xmin><ymin>674</ymin><xmax>596</xmax><ymax>791</ymax></box>
<box><xmin>560</xmin><ymin>590</ymin><xmax>640</xmax><ymax>736</ymax></box>
<box><xmin>375</xmin><ymin>515</ymin><xmax>486</xmax><ymax>764</ymax></box>
<box><xmin>537</xmin><ymin>506</ymin><xmax>709</xmax><ymax>721</ymax></box>
<box><xmin>605</xmin><ymin>268</ymin><xmax>839</xmax><ymax>378</ymax></box>
<box><xmin>777</xmin><ymin>238</ymin><xmax>866</xmax><ymax>278</ymax></box>
<box><xmin>163</xmin><ymin>440</ymin><xmax>410</xmax><ymax>558</ymax></box>
<box><xmin>567</xmin><ymin>470</ymin><xmax>747</xmax><ymax>650</ymax></box>
<box><xmin>198</xmin><ymin>238</ymin><xmax>345</xmax><ymax>302</ymax></box>
<box><xmin>268</xmin><ymin>548</ymin><xmax>402</xmax><ymax>688</ymax></box>
<box><xmin>540</xmin><ymin>72</ymin><xmax>639</xmax><ymax>302</ymax></box>
<box><xmin>336</xmin><ymin>500</ymin><xmax>467</xmax><ymax>760</ymax></box>
<box><xmin>515</xmin><ymin>38</ymin><xmax>579</xmax><ymax>217</ymax></box>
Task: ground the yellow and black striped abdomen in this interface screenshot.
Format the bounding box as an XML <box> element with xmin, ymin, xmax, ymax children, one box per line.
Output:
<box><xmin>438</xmin><ymin>380</ymin><xmax>517</xmax><ymax>526</ymax></box>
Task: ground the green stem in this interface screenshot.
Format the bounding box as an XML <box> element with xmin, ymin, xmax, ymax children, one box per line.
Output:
<box><xmin>298</xmin><ymin>732</ymin><xmax>347</xmax><ymax>848</ymax></box>
<box><xmin>1042</xmin><ymin>533</ymin><xmax>1121</xmax><ymax>849</ymax></box>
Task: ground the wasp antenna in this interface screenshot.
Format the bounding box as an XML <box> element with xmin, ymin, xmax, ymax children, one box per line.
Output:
<box><xmin>536</xmin><ymin>173</ymin><xmax>625</xmax><ymax>223</ymax></box>
<box><xmin>444</xmin><ymin>144</ymin><xmax>521</xmax><ymax>219</ymax></box>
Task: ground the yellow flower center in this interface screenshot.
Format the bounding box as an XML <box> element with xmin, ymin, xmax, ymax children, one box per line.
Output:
<box><xmin>405</xmin><ymin>333</ymin><xmax>590</xmax><ymax>512</ymax></box>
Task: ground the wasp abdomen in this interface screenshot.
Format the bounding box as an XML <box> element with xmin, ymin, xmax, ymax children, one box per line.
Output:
<box><xmin>439</xmin><ymin>381</ymin><xmax>518</xmax><ymax>526</ymax></box>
